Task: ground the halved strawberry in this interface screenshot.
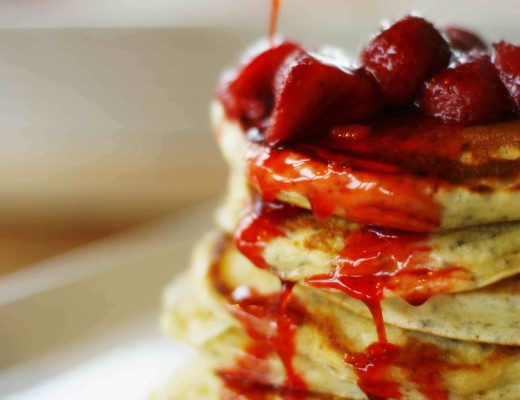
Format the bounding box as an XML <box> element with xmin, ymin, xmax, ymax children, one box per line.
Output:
<box><xmin>361</xmin><ymin>16</ymin><xmax>451</xmax><ymax>108</ymax></box>
<box><xmin>217</xmin><ymin>41</ymin><xmax>302</xmax><ymax>128</ymax></box>
<box><xmin>444</xmin><ymin>26</ymin><xmax>487</xmax><ymax>52</ymax></box>
<box><xmin>493</xmin><ymin>41</ymin><xmax>520</xmax><ymax>113</ymax></box>
<box><xmin>265</xmin><ymin>51</ymin><xmax>383</xmax><ymax>145</ymax></box>
<box><xmin>418</xmin><ymin>55</ymin><xmax>510</xmax><ymax>124</ymax></box>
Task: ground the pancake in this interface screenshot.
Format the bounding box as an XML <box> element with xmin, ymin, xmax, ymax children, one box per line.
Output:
<box><xmin>153</xmin><ymin>357</ymin><xmax>346</xmax><ymax>400</ymax></box>
<box><xmin>199</xmin><ymin>230</ymin><xmax>520</xmax><ymax>345</ymax></box>
<box><xmin>160</xmin><ymin>15</ymin><xmax>520</xmax><ymax>399</ymax></box>
<box><xmin>162</xmin><ymin>232</ymin><xmax>520</xmax><ymax>399</ymax></box>
<box><xmin>151</xmin><ymin>358</ymin><xmax>222</xmax><ymax>400</ymax></box>
<box><xmin>213</xmin><ymin>102</ymin><xmax>520</xmax><ymax>232</ymax></box>
<box><xmin>320</xmin><ymin>276</ymin><xmax>520</xmax><ymax>346</ymax></box>
<box><xmin>215</xmin><ymin>185</ymin><xmax>520</xmax><ymax>344</ymax></box>
<box><xmin>161</xmin><ymin>233</ymin><xmax>365</xmax><ymax>400</ymax></box>
<box><xmin>216</xmin><ymin>172</ymin><xmax>520</xmax><ymax>303</ymax></box>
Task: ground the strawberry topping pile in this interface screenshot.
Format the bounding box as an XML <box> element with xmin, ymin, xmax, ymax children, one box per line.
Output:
<box><xmin>361</xmin><ymin>16</ymin><xmax>451</xmax><ymax>108</ymax></box>
<box><xmin>217</xmin><ymin>15</ymin><xmax>520</xmax><ymax>145</ymax></box>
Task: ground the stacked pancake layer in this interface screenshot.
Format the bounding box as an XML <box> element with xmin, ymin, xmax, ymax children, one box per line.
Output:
<box><xmin>158</xmin><ymin>101</ymin><xmax>520</xmax><ymax>400</ymax></box>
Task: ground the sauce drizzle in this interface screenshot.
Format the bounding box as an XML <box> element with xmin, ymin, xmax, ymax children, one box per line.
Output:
<box><xmin>233</xmin><ymin>198</ymin><xmax>468</xmax><ymax>399</ymax></box>
<box><xmin>306</xmin><ymin>228</ymin><xmax>470</xmax><ymax>308</ymax></box>
<box><xmin>213</xmin><ymin>1</ymin><xmax>491</xmax><ymax>398</ymax></box>
<box><xmin>246</xmin><ymin>140</ymin><xmax>441</xmax><ymax>232</ymax></box>
<box><xmin>231</xmin><ymin>198</ymin><xmax>308</xmax><ymax>394</ymax></box>
<box><xmin>235</xmin><ymin>197</ymin><xmax>303</xmax><ymax>269</ymax></box>
<box><xmin>269</xmin><ymin>0</ymin><xmax>283</xmax><ymax>45</ymax></box>
<box><xmin>345</xmin><ymin>339</ymin><xmax>449</xmax><ymax>400</ymax></box>
<box><xmin>222</xmin><ymin>281</ymin><xmax>308</xmax><ymax>397</ymax></box>
<box><xmin>305</xmin><ymin>227</ymin><xmax>465</xmax><ymax>399</ymax></box>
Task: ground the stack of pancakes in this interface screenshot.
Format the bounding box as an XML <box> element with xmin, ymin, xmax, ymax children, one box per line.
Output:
<box><xmin>155</xmin><ymin>98</ymin><xmax>520</xmax><ymax>399</ymax></box>
<box><xmin>153</xmin><ymin>7</ymin><xmax>520</xmax><ymax>397</ymax></box>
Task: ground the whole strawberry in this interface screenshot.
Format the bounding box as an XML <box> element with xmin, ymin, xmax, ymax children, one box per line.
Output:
<box><xmin>361</xmin><ymin>16</ymin><xmax>451</xmax><ymax>108</ymax></box>
<box><xmin>418</xmin><ymin>55</ymin><xmax>510</xmax><ymax>124</ymax></box>
<box><xmin>493</xmin><ymin>41</ymin><xmax>520</xmax><ymax>113</ymax></box>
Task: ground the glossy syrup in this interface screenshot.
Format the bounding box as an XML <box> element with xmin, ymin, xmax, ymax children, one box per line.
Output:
<box><xmin>234</xmin><ymin>198</ymin><xmax>303</xmax><ymax>269</ymax></box>
<box><xmin>306</xmin><ymin>228</ymin><xmax>470</xmax><ymax>307</ymax></box>
<box><xmin>222</xmin><ymin>2</ymin><xmax>466</xmax><ymax>396</ymax></box>
<box><xmin>237</xmin><ymin>111</ymin><xmax>520</xmax><ymax>233</ymax></box>
<box><xmin>233</xmin><ymin>199</ymin><xmax>468</xmax><ymax>399</ymax></box>
<box><xmin>269</xmin><ymin>0</ymin><xmax>283</xmax><ymax>45</ymax></box>
<box><xmin>189</xmin><ymin>214</ymin><xmax>302</xmax><ymax>399</ymax></box>
<box><xmin>345</xmin><ymin>339</ymin><xmax>449</xmax><ymax>400</ymax></box>
<box><xmin>219</xmin><ymin>281</ymin><xmax>308</xmax><ymax>398</ymax></box>
<box><xmin>230</xmin><ymin>199</ymin><xmax>308</xmax><ymax>396</ymax></box>
<box><xmin>305</xmin><ymin>227</ymin><xmax>465</xmax><ymax>399</ymax></box>
<box><xmin>245</xmin><ymin>140</ymin><xmax>442</xmax><ymax>232</ymax></box>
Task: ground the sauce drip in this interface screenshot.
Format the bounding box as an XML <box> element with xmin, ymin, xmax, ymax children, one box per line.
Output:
<box><xmin>346</xmin><ymin>342</ymin><xmax>401</xmax><ymax>400</ymax></box>
<box><xmin>215</xmin><ymin>231</ymin><xmax>307</xmax><ymax>394</ymax></box>
<box><xmin>234</xmin><ymin>197</ymin><xmax>303</xmax><ymax>269</ymax></box>
<box><xmin>345</xmin><ymin>340</ymin><xmax>449</xmax><ymax>400</ymax></box>
<box><xmin>233</xmin><ymin>199</ymin><xmax>469</xmax><ymax>399</ymax></box>
<box><xmin>269</xmin><ymin>0</ymin><xmax>283</xmax><ymax>45</ymax></box>
<box><xmin>214</xmin><ymin>3</ymin><xmax>497</xmax><ymax>398</ymax></box>
<box><xmin>246</xmin><ymin>140</ymin><xmax>441</xmax><ymax>232</ymax></box>
<box><xmin>305</xmin><ymin>228</ymin><xmax>466</xmax><ymax>399</ymax></box>
<box><xmin>222</xmin><ymin>281</ymin><xmax>308</xmax><ymax>396</ymax></box>
<box><xmin>306</xmin><ymin>228</ymin><xmax>470</xmax><ymax>308</ymax></box>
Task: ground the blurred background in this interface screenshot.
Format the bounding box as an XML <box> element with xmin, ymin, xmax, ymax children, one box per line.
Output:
<box><xmin>0</xmin><ymin>0</ymin><xmax>519</xmax><ymax>275</ymax></box>
<box><xmin>0</xmin><ymin>1</ymin><xmax>518</xmax><ymax>398</ymax></box>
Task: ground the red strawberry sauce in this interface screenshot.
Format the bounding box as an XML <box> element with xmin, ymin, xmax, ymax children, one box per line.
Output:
<box><xmin>269</xmin><ymin>0</ymin><xmax>282</xmax><ymax>45</ymax></box>
<box><xmin>231</xmin><ymin>197</ymin><xmax>469</xmax><ymax>399</ymax></box>
<box><xmin>211</xmin><ymin>236</ymin><xmax>309</xmax><ymax>398</ymax></box>
<box><xmin>224</xmin><ymin>281</ymin><xmax>307</xmax><ymax>393</ymax></box>
<box><xmin>215</xmin><ymin>5</ymin><xmax>492</xmax><ymax>399</ymax></box>
<box><xmin>245</xmin><ymin>133</ymin><xmax>442</xmax><ymax>232</ymax></box>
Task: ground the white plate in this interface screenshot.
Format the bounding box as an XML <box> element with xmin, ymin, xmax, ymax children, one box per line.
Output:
<box><xmin>0</xmin><ymin>200</ymin><xmax>216</xmax><ymax>399</ymax></box>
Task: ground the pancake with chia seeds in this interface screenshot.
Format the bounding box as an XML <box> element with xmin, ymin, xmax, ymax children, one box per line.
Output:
<box><xmin>152</xmin><ymin>357</ymin><xmax>343</xmax><ymax>400</ymax></box>
<box><xmin>319</xmin><ymin>276</ymin><xmax>520</xmax><ymax>346</ymax></box>
<box><xmin>213</xmin><ymin>102</ymin><xmax>520</xmax><ymax>232</ymax></box>
<box><xmin>161</xmin><ymin>233</ymin><xmax>520</xmax><ymax>400</ymax></box>
<box><xmin>215</xmin><ymin>170</ymin><xmax>520</xmax><ymax>304</ymax></box>
<box><xmin>159</xmin><ymin>13</ymin><xmax>520</xmax><ymax>399</ymax></box>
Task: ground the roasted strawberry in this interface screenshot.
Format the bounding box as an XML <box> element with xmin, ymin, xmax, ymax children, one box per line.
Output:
<box><xmin>444</xmin><ymin>26</ymin><xmax>487</xmax><ymax>52</ymax></box>
<box><xmin>493</xmin><ymin>41</ymin><xmax>520</xmax><ymax>113</ymax></box>
<box><xmin>418</xmin><ymin>55</ymin><xmax>510</xmax><ymax>124</ymax></box>
<box><xmin>361</xmin><ymin>16</ymin><xmax>451</xmax><ymax>107</ymax></box>
<box><xmin>217</xmin><ymin>41</ymin><xmax>302</xmax><ymax>127</ymax></box>
<box><xmin>265</xmin><ymin>51</ymin><xmax>383</xmax><ymax>145</ymax></box>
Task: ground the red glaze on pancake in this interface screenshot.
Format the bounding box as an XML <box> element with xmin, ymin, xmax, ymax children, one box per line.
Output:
<box><xmin>223</xmin><ymin>281</ymin><xmax>307</xmax><ymax>394</ymax></box>
<box><xmin>234</xmin><ymin>199</ymin><xmax>303</xmax><ymax>269</ymax></box>
<box><xmin>210</xmin><ymin>216</ymin><xmax>307</xmax><ymax>395</ymax></box>
<box><xmin>210</xmin><ymin>237</ymin><xmax>455</xmax><ymax>399</ymax></box>
<box><xmin>242</xmin><ymin>110</ymin><xmax>520</xmax><ymax>232</ymax></box>
<box><xmin>213</xmin><ymin>9</ymin><xmax>518</xmax><ymax>399</ymax></box>
<box><xmin>233</xmin><ymin>199</ymin><xmax>469</xmax><ymax>398</ymax></box>
<box><xmin>246</xmin><ymin>140</ymin><xmax>442</xmax><ymax>232</ymax></box>
<box><xmin>346</xmin><ymin>340</ymin><xmax>449</xmax><ymax>400</ymax></box>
